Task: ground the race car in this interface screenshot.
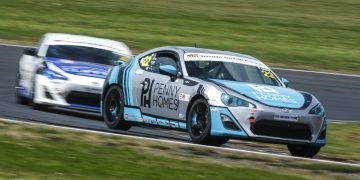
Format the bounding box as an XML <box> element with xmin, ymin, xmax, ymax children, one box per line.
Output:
<box><xmin>16</xmin><ymin>33</ymin><xmax>132</xmax><ymax>111</ymax></box>
<box><xmin>101</xmin><ymin>46</ymin><xmax>327</xmax><ymax>157</ymax></box>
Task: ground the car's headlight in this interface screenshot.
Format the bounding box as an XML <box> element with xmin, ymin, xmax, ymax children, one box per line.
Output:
<box><xmin>309</xmin><ymin>103</ymin><xmax>325</xmax><ymax>116</ymax></box>
<box><xmin>43</xmin><ymin>69</ymin><xmax>68</xmax><ymax>80</ymax></box>
<box><xmin>221</xmin><ymin>93</ymin><xmax>256</xmax><ymax>108</ymax></box>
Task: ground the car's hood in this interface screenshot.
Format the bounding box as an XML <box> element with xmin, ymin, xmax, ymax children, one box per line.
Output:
<box><xmin>210</xmin><ymin>79</ymin><xmax>305</xmax><ymax>108</ymax></box>
<box><xmin>47</xmin><ymin>57</ymin><xmax>111</xmax><ymax>79</ymax></box>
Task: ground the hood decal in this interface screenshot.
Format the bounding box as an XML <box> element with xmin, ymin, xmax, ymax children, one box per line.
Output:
<box><xmin>47</xmin><ymin>57</ymin><xmax>111</xmax><ymax>79</ymax></box>
<box><xmin>211</xmin><ymin>79</ymin><xmax>305</xmax><ymax>108</ymax></box>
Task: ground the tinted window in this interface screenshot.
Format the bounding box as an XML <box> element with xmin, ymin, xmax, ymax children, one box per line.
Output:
<box><xmin>185</xmin><ymin>61</ymin><xmax>280</xmax><ymax>86</ymax></box>
<box><xmin>46</xmin><ymin>45</ymin><xmax>129</xmax><ymax>65</ymax></box>
<box><xmin>139</xmin><ymin>52</ymin><xmax>178</xmax><ymax>74</ymax></box>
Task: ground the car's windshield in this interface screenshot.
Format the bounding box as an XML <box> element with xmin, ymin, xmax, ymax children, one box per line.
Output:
<box><xmin>185</xmin><ymin>61</ymin><xmax>280</xmax><ymax>86</ymax></box>
<box><xmin>46</xmin><ymin>45</ymin><xmax>129</xmax><ymax>66</ymax></box>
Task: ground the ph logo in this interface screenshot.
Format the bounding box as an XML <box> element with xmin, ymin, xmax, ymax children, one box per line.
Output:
<box><xmin>246</xmin><ymin>84</ymin><xmax>280</xmax><ymax>94</ymax></box>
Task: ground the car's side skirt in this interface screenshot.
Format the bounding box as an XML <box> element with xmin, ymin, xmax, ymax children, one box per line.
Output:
<box><xmin>123</xmin><ymin>106</ymin><xmax>187</xmax><ymax>131</ymax></box>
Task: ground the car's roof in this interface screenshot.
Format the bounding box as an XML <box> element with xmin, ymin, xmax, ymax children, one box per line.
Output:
<box><xmin>154</xmin><ymin>46</ymin><xmax>269</xmax><ymax>69</ymax></box>
<box><xmin>168</xmin><ymin>46</ymin><xmax>259</xmax><ymax>61</ymax></box>
<box><xmin>42</xmin><ymin>33</ymin><xmax>132</xmax><ymax>55</ymax></box>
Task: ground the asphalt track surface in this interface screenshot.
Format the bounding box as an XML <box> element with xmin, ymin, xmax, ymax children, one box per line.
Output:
<box><xmin>0</xmin><ymin>44</ymin><xmax>359</xmax><ymax>162</ymax></box>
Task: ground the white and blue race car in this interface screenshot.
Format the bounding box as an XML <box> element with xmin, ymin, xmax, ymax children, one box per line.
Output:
<box><xmin>102</xmin><ymin>46</ymin><xmax>327</xmax><ymax>157</ymax></box>
<box><xmin>16</xmin><ymin>33</ymin><xmax>132</xmax><ymax>111</ymax></box>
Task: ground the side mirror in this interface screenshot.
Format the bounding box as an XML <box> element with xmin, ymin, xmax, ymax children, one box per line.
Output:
<box><xmin>114</xmin><ymin>61</ymin><xmax>124</xmax><ymax>66</ymax></box>
<box><xmin>281</xmin><ymin>77</ymin><xmax>289</xmax><ymax>87</ymax></box>
<box><xmin>159</xmin><ymin>65</ymin><xmax>177</xmax><ymax>77</ymax></box>
<box><xmin>24</xmin><ymin>48</ymin><xmax>37</xmax><ymax>57</ymax></box>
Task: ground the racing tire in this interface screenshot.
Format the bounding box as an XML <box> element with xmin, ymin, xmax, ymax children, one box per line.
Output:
<box><xmin>15</xmin><ymin>72</ymin><xmax>28</xmax><ymax>105</ymax></box>
<box><xmin>287</xmin><ymin>144</ymin><xmax>321</xmax><ymax>158</ymax></box>
<box><xmin>103</xmin><ymin>86</ymin><xmax>131</xmax><ymax>131</ymax></box>
<box><xmin>187</xmin><ymin>98</ymin><xmax>228</xmax><ymax>146</ymax></box>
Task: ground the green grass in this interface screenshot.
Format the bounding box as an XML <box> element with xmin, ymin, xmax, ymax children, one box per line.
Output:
<box><xmin>0</xmin><ymin>0</ymin><xmax>359</xmax><ymax>74</ymax></box>
<box><xmin>0</xmin><ymin>120</ymin><xmax>359</xmax><ymax>179</ymax></box>
<box><xmin>321</xmin><ymin>123</ymin><xmax>360</xmax><ymax>161</ymax></box>
<box><xmin>229</xmin><ymin>123</ymin><xmax>360</xmax><ymax>162</ymax></box>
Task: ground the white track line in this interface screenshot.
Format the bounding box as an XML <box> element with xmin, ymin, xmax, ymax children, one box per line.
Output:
<box><xmin>328</xmin><ymin>120</ymin><xmax>360</xmax><ymax>124</ymax></box>
<box><xmin>0</xmin><ymin>43</ymin><xmax>34</xmax><ymax>48</ymax></box>
<box><xmin>0</xmin><ymin>43</ymin><xmax>359</xmax><ymax>77</ymax></box>
<box><xmin>1</xmin><ymin>117</ymin><xmax>359</xmax><ymax>167</ymax></box>
<box><xmin>273</xmin><ymin>67</ymin><xmax>360</xmax><ymax>78</ymax></box>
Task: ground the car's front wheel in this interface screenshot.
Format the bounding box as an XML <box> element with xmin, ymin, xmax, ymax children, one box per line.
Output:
<box><xmin>15</xmin><ymin>72</ymin><xmax>28</xmax><ymax>105</ymax></box>
<box><xmin>287</xmin><ymin>144</ymin><xmax>321</xmax><ymax>158</ymax></box>
<box><xmin>103</xmin><ymin>86</ymin><xmax>131</xmax><ymax>131</ymax></box>
<box><xmin>187</xmin><ymin>98</ymin><xmax>228</xmax><ymax>146</ymax></box>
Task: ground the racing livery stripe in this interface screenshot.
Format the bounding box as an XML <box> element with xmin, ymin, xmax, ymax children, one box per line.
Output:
<box><xmin>123</xmin><ymin>64</ymin><xmax>131</xmax><ymax>105</ymax></box>
<box><xmin>123</xmin><ymin>65</ymin><xmax>129</xmax><ymax>105</ymax></box>
<box><xmin>197</xmin><ymin>85</ymin><xmax>205</xmax><ymax>96</ymax></box>
<box><xmin>124</xmin><ymin>60</ymin><xmax>136</xmax><ymax>105</ymax></box>
<box><xmin>197</xmin><ymin>85</ymin><xmax>203</xmax><ymax>95</ymax></box>
<box><xmin>46</xmin><ymin>57</ymin><xmax>111</xmax><ymax>79</ymax></box>
<box><xmin>123</xmin><ymin>106</ymin><xmax>187</xmax><ymax>130</ymax></box>
<box><xmin>125</xmin><ymin>62</ymin><xmax>132</xmax><ymax>105</ymax></box>
<box><xmin>126</xmin><ymin>62</ymin><xmax>132</xmax><ymax>105</ymax></box>
<box><xmin>127</xmin><ymin>60</ymin><xmax>137</xmax><ymax>105</ymax></box>
<box><xmin>201</xmin><ymin>86</ymin><xmax>205</xmax><ymax>96</ymax></box>
<box><xmin>109</xmin><ymin>66</ymin><xmax>120</xmax><ymax>85</ymax></box>
<box><xmin>70</xmin><ymin>104</ymin><xmax>100</xmax><ymax>111</ymax></box>
<box><xmin>115</xmin><ymin>66</ymin><xmax>118</xmax><ymax>83</ymax></box>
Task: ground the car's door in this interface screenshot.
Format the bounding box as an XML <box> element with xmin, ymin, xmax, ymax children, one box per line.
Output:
<box><xmin>133</xmin><ymin>51</ymin><xmax>192</xmax><ymax>122</ymax></box>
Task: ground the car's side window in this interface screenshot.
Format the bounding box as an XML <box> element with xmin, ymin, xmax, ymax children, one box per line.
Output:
<box><xmin>139</xmin><ymin>52</ymin><xmax>179</xmax><ymax>74</ymax></box>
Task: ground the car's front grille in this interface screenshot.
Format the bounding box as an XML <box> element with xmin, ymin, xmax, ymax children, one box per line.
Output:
<box><xmin>66</xmin><ymin>91</ymin><xmax>100</xmax><ymax>107</ymax></box>
<box><xmin>252</xmin><ymin>120</ymin><xmax>312</xmax><ymax>141</ymax></box>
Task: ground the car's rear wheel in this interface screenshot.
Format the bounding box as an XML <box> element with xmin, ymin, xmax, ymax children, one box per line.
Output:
<box><xmin>287</xmin><ymin>144</ymin><xmax>321</xmax><ymax>158</ymax></box>
<box><xmin>187</xmin><ymin>98</ymin><xmax>228</xmax><ymax>146</ymax></box>
<box><xmin>103</xmin><ymin>86</ymin><xmax>131</xmax><ymax>130</ymax></box>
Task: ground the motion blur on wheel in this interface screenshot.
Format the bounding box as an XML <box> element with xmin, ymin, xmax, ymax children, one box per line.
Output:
<box><xmin>16</xmin><ymin>33</ymin><xmax>132</xmax><ymax>111</ymax></box>
<box><xmin>102</xmin><ymin>46</ymin><xmax>327</xmax><ymax>158</ymax></box>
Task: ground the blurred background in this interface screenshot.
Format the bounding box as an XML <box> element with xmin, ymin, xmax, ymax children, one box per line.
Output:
<box><xmin>0</xmin><ymin>0</ymin><xmax>359</xmax><ymax>74</ymax></box>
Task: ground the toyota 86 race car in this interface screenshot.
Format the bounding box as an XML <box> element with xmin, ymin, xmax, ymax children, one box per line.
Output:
<box><xmin>101</xmin><ymin>46</ymin><xmax>327</xmax><ymax>157</ymax></box>
<box><xmin>16</xmin><ymin>33</ymin><xmax>132</xmax><ymax>111</ymax></box>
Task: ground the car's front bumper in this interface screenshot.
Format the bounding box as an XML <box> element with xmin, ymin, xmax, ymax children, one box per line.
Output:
<box><xmin>33</xmin><ymin>75</ymin><xmax>104</xmax><ymax>111</ymax></box>
<box><xmin>210</xmin><ymin>106</ymin><xmax>326</xmax><ymax>146</ymax></box>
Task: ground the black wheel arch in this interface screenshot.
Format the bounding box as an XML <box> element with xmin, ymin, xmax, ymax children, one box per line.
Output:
<box><xmin>102</xmin><ymin>83</ymin><xmax>124</xmax><ymax>103</ymax></box>
<box><xmin>102</xmin><ymin>66</ymin><xmax>127</xmax><ymax>102</ymax></box>
<box><xmin>186</xmin><ymin>94</ymin><xmax>208</xmax><ymax>121</ymax></box>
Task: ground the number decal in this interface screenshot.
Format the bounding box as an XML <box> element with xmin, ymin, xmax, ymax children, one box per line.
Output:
<box><xmin>140</xmin><ymin>55</ymin><xmax>152</xmax><ymax>67</ymax></box>
<box><xmin>261</xmin><ymin>70</ymin><xmax>276</xmax><ymax>79</ymax></box>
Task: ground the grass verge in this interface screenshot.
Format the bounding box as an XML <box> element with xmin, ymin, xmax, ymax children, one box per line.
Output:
<box><xmin>0</xmin><ymin>0</ymin><xmax>359</xmax><ymax>74</ymax></box>
<box><xmin>229</xmin><ymin>123</ymin><xmax>360</xmax><ymax>163</ymax></box>
<box><xmin>0</xmin><ymin>120</ymin><xmax>359</xmax><ymax>179</ymax></box>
